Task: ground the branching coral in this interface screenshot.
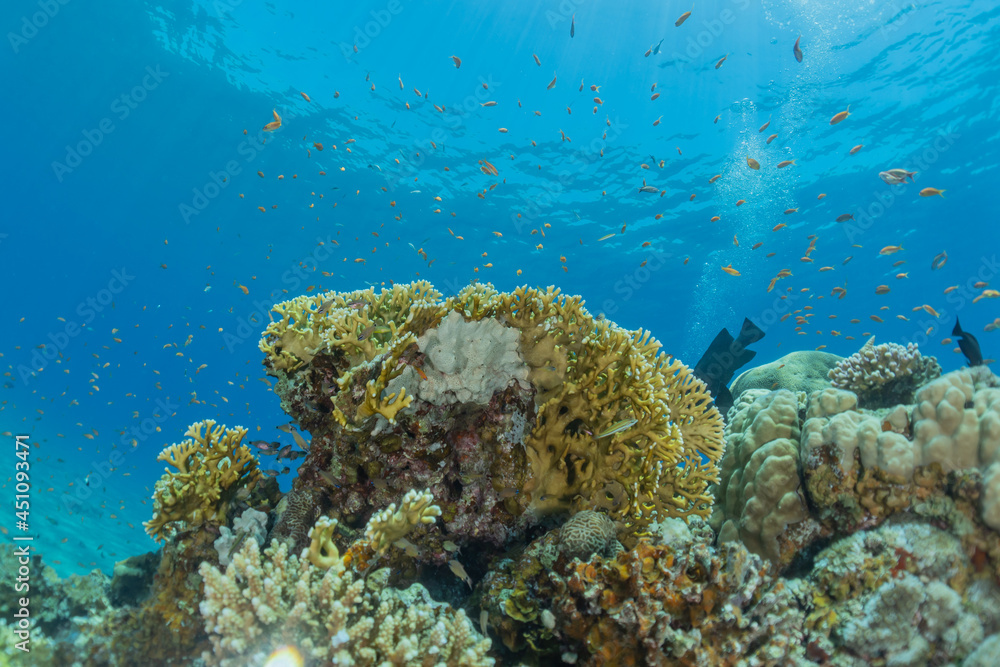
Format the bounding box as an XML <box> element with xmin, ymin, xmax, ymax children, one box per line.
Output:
<box><xmin>365</xmin><ymin>488</ymin><xmax>443</xmax><ymax>552</ymax></box>
<box><xmin>198</xmin><ymin>512</ymin><xmax>491</xmax><ymax>667</ymax></box>
<box><xmin>828</xmin><ymin>336</ymin><xmax>941</xmax><ymax>408</ymax></box>
<box><xmin>144</xmin><ymin>420</ymin><xmax>261</xmax><ymax>542</ymax></box>
<box><xmin>259</xmin><ymin>281</ymin><xmax>443</xmax><ymax>373</ymax></box>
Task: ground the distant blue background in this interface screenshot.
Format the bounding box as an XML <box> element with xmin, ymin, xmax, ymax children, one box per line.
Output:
<box><xmin>2</xmin><ymin>0</ymin><xmax>997</xmax><ymax>575</ymax></box>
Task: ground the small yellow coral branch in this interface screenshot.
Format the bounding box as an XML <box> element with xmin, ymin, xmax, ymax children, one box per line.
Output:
<box><xmin>305</xmin><ymin>516</ymin><xmax>343</xmax><ymax>571</ymax></box>
<box><xmin>365</xmin><ymin>488</ymin><xmax>442</xmax><ymax>552</ymax></box>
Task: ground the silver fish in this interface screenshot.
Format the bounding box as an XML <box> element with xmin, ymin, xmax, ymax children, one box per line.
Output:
<box><xmin>596</xmin><ymin>418</ymin><xmax>639</xmax><ymax>439</ymax></box>
<box><xmin>291</xmin><ymin>429</ymin><xmax>311</xmax><ymax>452</ymax></box>
<box><xmin>250</xmin><ymin>440</ymin><xmax>276</xmax><ymax>451</ymax></box>
<box><xmin>638</xmin><ymin>185</ymin><xmax>659</xmax><ymax>193</ymax></box>
<box><xmin>878</xmin><ymin>168</ymin><xmax>917</xmax><ymax>185</ymax></box>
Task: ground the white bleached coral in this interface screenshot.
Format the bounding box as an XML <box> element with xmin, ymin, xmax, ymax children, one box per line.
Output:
<box><xmin>396</xmin><ymin>311</ymin><xmax>531</xmax><ymax>406</ymax></box>
<box><xmin>214</xmin><ymin>507</ymin><xmax>268</xmax><ymax>566</ymax></box>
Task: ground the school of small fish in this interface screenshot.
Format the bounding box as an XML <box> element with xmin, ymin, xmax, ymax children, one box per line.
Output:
<box><xmin>0</xmin><ymin>8</ymin><xmax>982</xmax><ymax>576</ymax></box>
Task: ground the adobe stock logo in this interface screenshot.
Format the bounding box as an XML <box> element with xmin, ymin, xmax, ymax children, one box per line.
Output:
<box><xmin>337</xmin><ymin>0</ymin><xmax>407</xmax><ymax>60</ymax></box>
<box><xmin>51</xmin><ymin>66</ymin><xmax>169</xmax><ymax>182</ymax></box>
<box><xmin>7</xmin><ymin>0</ymin><xmax>71</xmax><ymax>54</ymax></box>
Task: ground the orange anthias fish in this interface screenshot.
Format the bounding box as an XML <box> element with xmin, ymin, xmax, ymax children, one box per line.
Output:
<box><xmin>263</xmin><ymin>109</ymin><xmax>281</xmax><ymax>131</ymax></box>
<box><xmin>721</xmin><ymin>264</ymin><xmax>741</xmax><ymax>276</ymax></box>
<box><xmin>830</xmin><ymin>105</ymin><xmax>850</xmax><ymax>125</ymax></box>
<box><xmin>879</xmin><ymin>245</ymin><xmax>904</xmax><ymax>256</ymax></box>
<box><xmin>920</xmin><ymin>187</ymin><xmax>946</xmax><ymax>197</ymax></box>
<box><xmin>675</xmin><ymin>10</ymin><xmax>692</xmax><ymax>27</ymax></box>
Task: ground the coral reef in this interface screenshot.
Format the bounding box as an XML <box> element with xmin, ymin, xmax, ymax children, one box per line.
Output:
<box><xmin>198</xmin><ymin>498</ymin><xmax>492</xmax><ymax>667</ymax></box>
<box><xmin>730</xmin><ymin>349</ymin><xmax>842</xmax><ymax>398</ymax></box>
<box><xmin>0</xmin><ymin>543</ymin><xmax>111</xmax><ymax>637</ymax></box>
<box><xmin>828</xmin><ymin>336</ymin><xmax>941</xmax><ymax>408</ymax></box>
<box><xmin>481</xmin><ymin>514</ymin><xmax>802</xmax><ymax>665</ymax></box>
<box><xmin>260</xmin><ymin>282</ymin><xmax>724</xmax><ymax>556</ymax></box>
<box><xmin>12</xmin><ymin>328</ymin><xmax>1000</xmax><ymax>667</ymax></box>
<box><xmin>144</xmin><ymin>419</ymin><xmax>262</xmax><ymax>542</ymax></box>
<box><xmin>713</xmin><ymin>366</ymin><xmax>1000</xmax><ymax>582</ymax></box>
<box><xmin>789</xmin><ymin>519</ymin><xmax>998</xmax><ymax>667</ymax></box>
<box><xmin>482</xmin><ymin>509</ymin><xmax>1000</xmax><ymax>666</ymax></box>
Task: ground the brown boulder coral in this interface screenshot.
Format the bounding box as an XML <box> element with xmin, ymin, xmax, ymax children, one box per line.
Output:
<box><xmin>713</xmin><ymin>366</ymin><xmax>1000</xmax><ymax>580</ymax></box>
<box><xmin>258</xmin><ymin>281</ymin><xmax>724</xmax><ymax>556</ymax></box>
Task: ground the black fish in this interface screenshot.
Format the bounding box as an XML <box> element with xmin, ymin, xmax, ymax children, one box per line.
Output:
<box><xmin>570</xmin><ymin>14</ymin><xmax>575</xmax><ymax>37</ymax></box>
<box><xmin>692</xmin><ymin>318</ymin><xmax>766</xmax><ymax>416</ymax></box>
<box><xmin>953</xmin><ymin>317</ymin><xmax>983</xmax><ymax>366</ymax></box>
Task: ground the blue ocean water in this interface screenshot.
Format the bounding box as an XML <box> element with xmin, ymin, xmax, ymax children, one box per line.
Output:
<box><xmin>1</xmin><ymin>0</ymin><xmax>997</xmax><ymax>577</ymax></box>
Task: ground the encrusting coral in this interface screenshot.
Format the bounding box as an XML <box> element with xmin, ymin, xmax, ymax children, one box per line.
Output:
<box><xmin>481</xmin><ymin>514</ymin><xmax>801</xmax><ymax>665</ymax></box>
<box><xmin>144</xmin><ymin>419</ymin><xmax>262</xmax><ymax>542</ymax></box>
<box><xmin>198</xmin><ymin>489</ymin><xmax>492</xmax><ymax>667</ymax></box>
<box><xmin>259</xmin><ymin>281</ymin><xmax>724</xmax><ymax>556</ymax></box>
<box><xmin>828</xmin><ymin>336</ymin><xmax>941</xmax><ymax>408</ymax></box>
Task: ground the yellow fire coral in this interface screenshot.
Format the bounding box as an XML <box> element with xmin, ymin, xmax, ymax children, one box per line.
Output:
<box><xmin>485</xmin><ymin>286</ymin><xmax>724</xmax><ymax>533</ymax></box>
<box><xmin>143</xmin><ymin>420</ymin><xmax>261</xmax><ymax>543</ymax></box>
<box><xmin>259</xmin><ymin>281</ymin><xmax>724</xmax><ymax>542</ymax></box>
<box><xmin>259</xmin><ymin>281</ymin><xmax>442</xmax><ymax>372</ymax></box>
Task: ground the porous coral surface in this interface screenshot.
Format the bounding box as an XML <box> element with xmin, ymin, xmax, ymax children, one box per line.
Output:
<box><xmin>828</xmin><ymin>336</ymin><xmax>941</xmax><ymax>408</ymax></box>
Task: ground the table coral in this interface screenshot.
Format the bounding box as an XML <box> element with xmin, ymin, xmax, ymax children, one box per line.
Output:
<box><xmin>260</xmin><ymin>281</ymin><xmax>724</xmax><ymax>557</ymax></box>
<box><xmin>144</xmin><ymin>419</ymin><xmax>262</xmax><ymax>542</ymax></box>
<box><xmin>828</xmin><ymin>336</ymin><xmax>941</xmax><ymax>408</ymax></box>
